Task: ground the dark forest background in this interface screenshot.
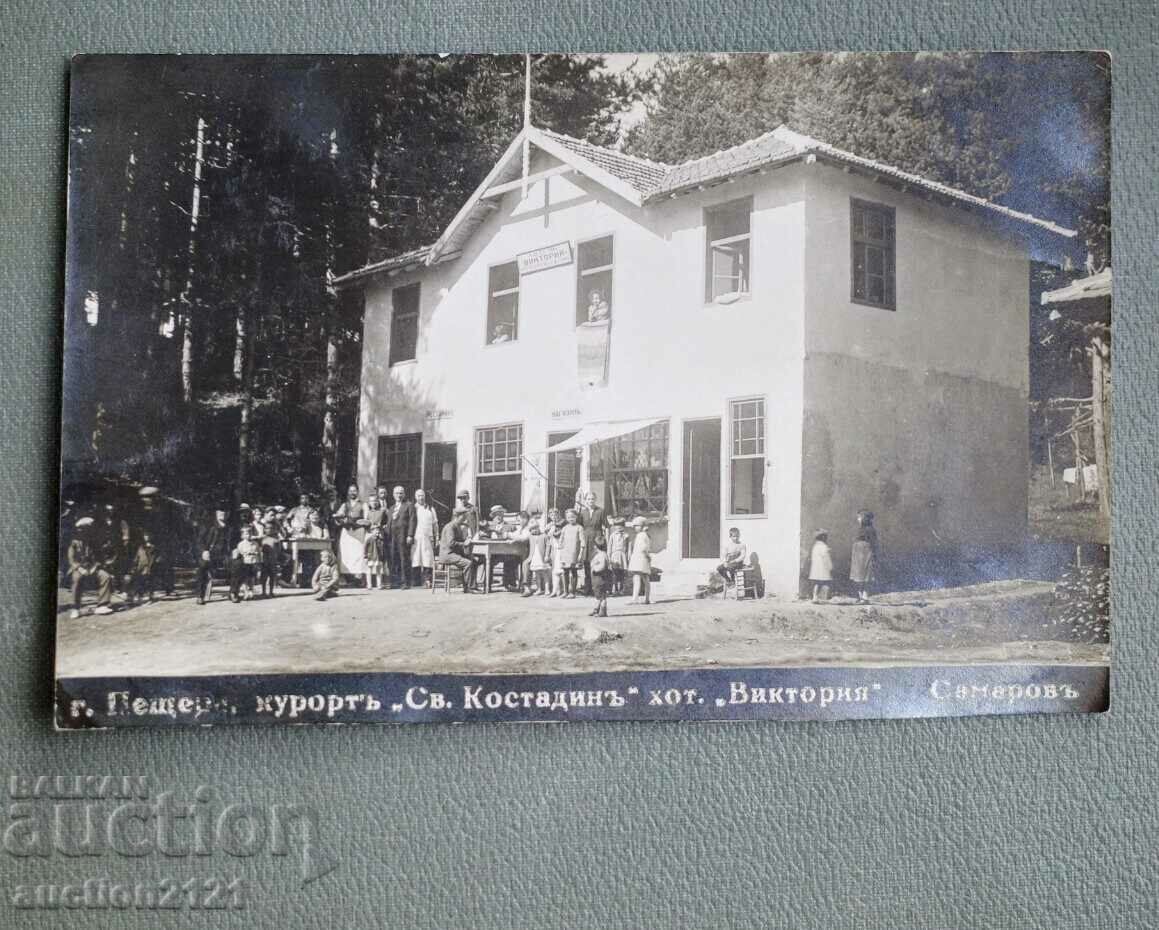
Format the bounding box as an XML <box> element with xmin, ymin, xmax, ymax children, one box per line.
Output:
<box><xmin>61</xmin><ymin>52</ymin><xmax>1110</xmax><ymax>514</ymax></box>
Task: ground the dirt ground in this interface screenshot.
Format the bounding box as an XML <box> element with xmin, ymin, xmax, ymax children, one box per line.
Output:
<box><xmin>55</xmin><ymin>579</ymin><xmax>1109</xmax><ymax>678</ymax></box>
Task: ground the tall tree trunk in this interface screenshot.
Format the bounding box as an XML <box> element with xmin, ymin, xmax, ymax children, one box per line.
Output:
<box><xmin>179</xmin><ymin>116</ymin><xmax>207</xmax><ymax>405</ymax></box>
<box><xmin>319</xmin><ymin>127</ymin><xmax>340</xmax><ymax>494</ymax></box>
<box><xmin>236</xmin><ymin>306</ymin><xmax>253</xmax><ymax>501</ymax></box>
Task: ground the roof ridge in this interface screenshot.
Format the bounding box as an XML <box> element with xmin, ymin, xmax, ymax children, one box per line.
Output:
<box><xmin>532</xmin><ymin>125</ymin><xmax>672</xmax><ymax>169</ymax></box>
<box><xmin>665</xmin><ymin>124</ymin><xmax>801</xmax><ymax>170</ymax></box>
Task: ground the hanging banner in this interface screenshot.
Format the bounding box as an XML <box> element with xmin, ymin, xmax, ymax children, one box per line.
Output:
<box><xmin>577</xmin><ymin>320</ymin><xmax>611</xmax><ymax>388</ymax></box>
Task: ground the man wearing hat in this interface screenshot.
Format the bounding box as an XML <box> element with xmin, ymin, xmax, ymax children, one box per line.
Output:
<box><xmin>439</xmin><ymin>507</ymin><xmax>483</xmax><ymax>592</ymax></box>
<box><xmin>455</xmin><ymin>489</ymin><xmax>479</xmax><ymax>538</ymax></box>
<box><xmin>66</xmin><ymin>517</ymin><xmax>114</xmax><ymax>618</ymax></box>
<box><xmin>485</xmin><ymin>505</ymin><xmax>520</xmax><ymax>590</ymax></box>
<box><xmin>195</xmin><ymin>509</ymin><xmax>230</xmax><ymax>605</ymax></box>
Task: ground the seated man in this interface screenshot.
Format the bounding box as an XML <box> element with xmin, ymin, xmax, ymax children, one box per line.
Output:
<box><xmin>67</xmin><ymin>518</ymin><xmax>114</xmax><ymax>618</ymax></box>
<box><xmin>438</xmin><ymin>508</ymin><xmax>483</xmax><ymax>592</ymax></box>
<box><xmin>484</xmin><ymin>505</ymin><xmax>519</xmax><ymax>590</ymax></box>
<box><xmin>716</xmin><ymin>526</ymin><xmax>749</xmax><ymax>585</ymax></box>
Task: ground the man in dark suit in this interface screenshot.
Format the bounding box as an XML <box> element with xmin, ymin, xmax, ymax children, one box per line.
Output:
<box><xmin>578</xmin><ymin>490</ymin><xmax>606</xmax><ymax>596</ymax></box>
<box><xmin>386</xmin><ymin>485</ymin><xmax>417</xmax><ymax>589</ymax></box>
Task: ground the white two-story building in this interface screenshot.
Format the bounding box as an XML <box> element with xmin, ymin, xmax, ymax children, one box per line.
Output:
<box><xmin>335</xmin><ymin>124</ymin><xmax>1074</xmax><ymax>595</ymax></box>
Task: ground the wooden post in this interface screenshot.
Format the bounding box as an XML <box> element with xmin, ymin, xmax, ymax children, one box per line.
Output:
<box><xmin>1090</xmin><ymin>337</ymin><xmax>1111</xmax><ymax>517</ymax></box>
<box><xmin>1046</xmin><ymin>435</ymin><xmax>1055</xmax><ymax>489</ymax></box>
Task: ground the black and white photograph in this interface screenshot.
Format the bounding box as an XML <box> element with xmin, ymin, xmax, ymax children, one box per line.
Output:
<box><xmin>55</xmin><ymin>52</ymin><xmax>1111</xmax><ymax>727</ymax></box>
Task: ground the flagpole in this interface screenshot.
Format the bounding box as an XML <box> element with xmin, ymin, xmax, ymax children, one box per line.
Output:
<box><xmin>521</xmin><ymin>53</ymin><xmax>531</xmax><ymax>197</ymax></box>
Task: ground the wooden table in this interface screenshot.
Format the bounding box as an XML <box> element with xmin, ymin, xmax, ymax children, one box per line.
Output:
<box><xmin>469</xmin><ymin>538</ymin><xmax>528</xmax><ymax>594</ymax></box>
<box><xmin>288</xmin><ymin>537</ymin><xmax>333</xmax><ymax>587</ymax></box>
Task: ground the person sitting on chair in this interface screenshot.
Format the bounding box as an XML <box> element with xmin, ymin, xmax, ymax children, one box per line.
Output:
<box><xmin>438</xmin><ymin>508</ymin><xmax>482</xmax><ymax>593</ymax></box>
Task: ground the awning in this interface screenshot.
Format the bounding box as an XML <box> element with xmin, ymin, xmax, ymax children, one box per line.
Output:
<box><xmin>536</xmin><ymin>417</ymin><xmax>666</xmax><ymax>455</ymax></box>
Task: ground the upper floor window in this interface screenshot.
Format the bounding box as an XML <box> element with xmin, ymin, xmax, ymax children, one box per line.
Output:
<box><xmin>389</xmin><ymin>282</ymin><xmax>420</xmax><ymax>365</ymax></box>
<box><xmin>576</xmin><ymin>235</ymin><xmax>613</xmax><ymax>325</ymax></box>
<box><xmin>850</xmin><ymin>199</ymin><xmax>896</xmax><ymax>310</ymax></box>
<box><xmin>705</xmin><ymin>197</ymin><xmax>752</xmax><ymax>303</ymax></box>
<box><xmin>486</xmin><ymin>261</ymin><xmax>519</xmax><ymax>344</ymax></box>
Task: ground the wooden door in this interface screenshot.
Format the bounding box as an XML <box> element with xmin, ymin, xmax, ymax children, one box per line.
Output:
<box><xmin>682</xmin><ymin>419</ymin><xmax>721</xmax><ymax>558</ymax></box>
<box><xmin>422</xmin><ymin>442</ymin><xmax>457</xmax><ymax>526</ymax></box>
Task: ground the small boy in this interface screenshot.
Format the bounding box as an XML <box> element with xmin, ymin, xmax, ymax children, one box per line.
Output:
<box><xmin>808</xmin><ymin>529</ymin><xmax>833</xmax><ymax>603</ymax></box>
<box><xmin>588</xmin><ymin>536</ymin><xmax>610</xmax><ymax>618</ymax></box>
<box><xmin>716</xmin><ymin>527</ymin><xmax>748</xmax><ymax>585</ymax></box>
<box><xmin>312</xmin><ymin>551</ymin><xmax>341</xmax><ymax>600</ymax></box>
<box><xmin>235</xmin><ymin>527</ymin><xmax>262</xmax><ymax>601</ymax></box>
<box><xmin>607</xmin><ymin>516</ymin><xmax>629</xmax><ymax>595</ymax></box>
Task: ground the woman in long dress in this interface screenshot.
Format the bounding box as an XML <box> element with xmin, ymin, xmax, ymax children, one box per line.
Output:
<box><xmin>849</xmin><ymin>510</ymin><xmax>880</xmax><ymax>604</ymax></box>
<box><xmin>410</xmin><ymin>488</ymin><xmax>440</xmax><ymax>588</ymax></box>
<box><xmin>333</xmin><ymin>485</ymin><xmax>367</xmax><ymax>578</ymax></box>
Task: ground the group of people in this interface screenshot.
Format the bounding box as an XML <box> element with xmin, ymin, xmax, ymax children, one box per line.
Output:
<box><xmin>807</xmin><ymin>510</ymin><xmax>881</xmax><ymax>604</ymax></box>
<box><xmin>65</xmin><ymin>508</ymin><xmax>166</xmax><ymax>619</ymax></box>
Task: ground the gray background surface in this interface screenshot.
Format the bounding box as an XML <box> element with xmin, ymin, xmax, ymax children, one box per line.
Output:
<box><xmin>2</xmin><ymin>2</ymin><xmax>1154</xmax><ymax>927</ymax></box>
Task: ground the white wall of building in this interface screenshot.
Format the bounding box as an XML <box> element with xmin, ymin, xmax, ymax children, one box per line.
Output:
<box><xmin>357</xmin><ymin>152</ymin><xmax>808</xmax><ymax>592</ymax></box>
<box><xmin>800</xmin><ymin>163</ymin><xmax>1031</xmax><ymax>580</ymax></box>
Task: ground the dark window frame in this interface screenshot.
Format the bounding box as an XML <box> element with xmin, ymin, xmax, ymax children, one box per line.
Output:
<box><xmin>388</xmin><ymin>282</ymin><xmax>421</xmax><ymax>365</ymax></box>
<box><xmin>850</xmin><ymin>198</ymin><xmax>896</xmax><ymax>311</ymax></box>
<box><xmin>377</xmin><ymin>432</ymin><xmax>423</xmax><ymax>494</ymax></box>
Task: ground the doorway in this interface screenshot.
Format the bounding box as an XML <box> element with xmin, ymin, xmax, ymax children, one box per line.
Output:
<box><xmin>547</xmin><ymin>430</ymin><xmax>580</xmax><ymax>513</ymax></box>
<box><xmin>422</xmin><ymin>441</ymin><xmax>457</xmax><ymax>525</ymax></box>
<box><xmin>682</xmin><ymin>418</ymin><xmax>721</xmax><ymax>558</ymax></box>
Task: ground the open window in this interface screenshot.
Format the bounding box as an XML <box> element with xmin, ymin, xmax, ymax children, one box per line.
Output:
<box><xmin>486</xmin><ymin>262</ymin><xmax>519</xmax><ymax>344</ymax></box>
<box><xmin>705</xmin><ymin>197</ymin><xmax>752</xmax><ymax>303</ymax></box>
<box><xmin>576</xmin><ymin>235</ymin><xmax>613</xmax><ymax>325</ymax></box>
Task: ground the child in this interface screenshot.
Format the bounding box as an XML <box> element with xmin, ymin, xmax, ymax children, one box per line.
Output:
<box><xmin>627</xmin><ymin>516</ymin><xmax>652</xmax><ymax>605</ymax></box>
<box><xmin>548</xmin><ymin>518</ymin><xmax>565</xmax><ymax>597</ymax></box>
<box><xmin>311</xmin><ymin>550</ymin><xmax>341</xmax><ymax>600</ymax></box>
<box><xmin>259</xmin><ymin>519</ymin><xmax>280</xmax><ymax>598</ymax></box>
<box><xmin>127</xmin><ymin>531</ymin><xmax>157</xmax><ymax>605</ymax></box>
<box><xmin>557</xmin><ymin>509</ymin><xmax>586</xmax><ymax>599</ymax></box>
<box><xmin>589</xmin><ymin>536</ymin><xmax>610</xmax><ymax>618</ymax></box>
<box><xmin>514</xmin><ymin>510</ymin><xmax>536</xmax><ymax>596</ymax></box>
<box><xmin>236</xmin><ymin>527</ymin><xmax>262</xmax><ymax>601</ymax></box>
<box><xmin>526</xmin><ymin>516</ymin><xmax>550</xmax><ymax>596</ymax></box>
<box><xmin>606</xmin><ymin>516</ymin><xmax>629</xmax><ymax>595</ymax></box>
<box><xmin>849</xmin><ymin>510</ymin><xmax>880</xmax><ymax>604</ymax></box>
<box><xmin>808</xmin><ymin>529</ymin><xmax>833</xmax><ymax>603</ymax></box>
<box><xmin>716</xmin><ymin>527</ymin><xmax>748</xmax><ymax>586</ymax></box>
<box><xmin>363</xmin><ymin>493</ymin><xmax>385</xmax><ymax>590</ymax></box>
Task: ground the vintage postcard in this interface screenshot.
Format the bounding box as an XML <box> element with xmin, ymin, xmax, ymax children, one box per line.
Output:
<box><xmin>55</xmin><ymin>53</ymin><xmax>1110</xmax><ymax>727</ymax></box>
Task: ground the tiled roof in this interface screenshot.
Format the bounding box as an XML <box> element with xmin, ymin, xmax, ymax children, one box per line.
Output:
<box><xmin>336</xmin><ymin>122</ymin><xmax>1075</xmax><ymax>284</ymax></box>
<box><xmin>535</xmin><ymin>128</ymin><xmax>669</xmax><ymax>193</ymax></box>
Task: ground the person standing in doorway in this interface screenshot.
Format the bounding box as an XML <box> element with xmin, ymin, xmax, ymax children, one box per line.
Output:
<box><xmin>387</xmin><ymin>486</ymin><xmax>416</xmax><ymax>589</ymax></box>
<box><xmin>411</xmin><ymin>488</ymin><xmax>440</xmax><ymax>588</ymax></box>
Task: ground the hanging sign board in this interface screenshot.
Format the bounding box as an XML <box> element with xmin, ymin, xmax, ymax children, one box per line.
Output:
<box><xmin>518</xmin><ymin>241</ymin><xmax>572</xmax><ymax>275</ymax></box>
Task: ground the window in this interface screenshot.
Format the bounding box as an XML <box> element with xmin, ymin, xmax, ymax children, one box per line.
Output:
<box><xmin>590</xmin><ymin>421</ymin><xmax>670</xmax><ymax>517</ymax></box>
<box><xmin>377</xmin><ymin>433</ymin><xmax>422</xmax><ymax>494</ymax></box>
<box><xmin>576</xmin><ymin>236</ymin><xmax>613</xmax><ymax>325</ymax></box>
<box><xmin>705</xmin><ymin>197</ymin><xmax>752</xmax><ymax>302</ymax></box>
<box><xmin>486</xmin><ymin>262</ymin><xmax>519</xmax><ymax>344</ymax></box>
<box><xmin>729</xmin><ymin>398</ymin><xmax>766</xmax><ymax>515</ymax></box>
<box><xmin>475</xmin><ymin>424</ymin><xmax>523</xmax><ymax>514</ymax></box>
<box><xmin>389</xmin><ymin>282</ymin><xmax>420</xmax><ymax>364</ymax></box>
<box><xmin>850</xmin><ymin>199</ymin><xmax>896</xmax><ymax>309</ymax></box>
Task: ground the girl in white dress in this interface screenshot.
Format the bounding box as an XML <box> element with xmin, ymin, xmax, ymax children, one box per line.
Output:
<box><xmin>410</xmin><ymin>488</ymin><xmax>440</xmax><ymax>587</ymax></box>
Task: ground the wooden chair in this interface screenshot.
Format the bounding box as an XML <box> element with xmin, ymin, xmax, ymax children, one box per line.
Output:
<box><xmin>432</xmin><ymin>561</ymin><xmax>465</xmax><ymax>594</ymax></box>
<box><xmin>722</xmin><ymin>566</ymin><xmax>759</xmax><ymax>600</ymax></box>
